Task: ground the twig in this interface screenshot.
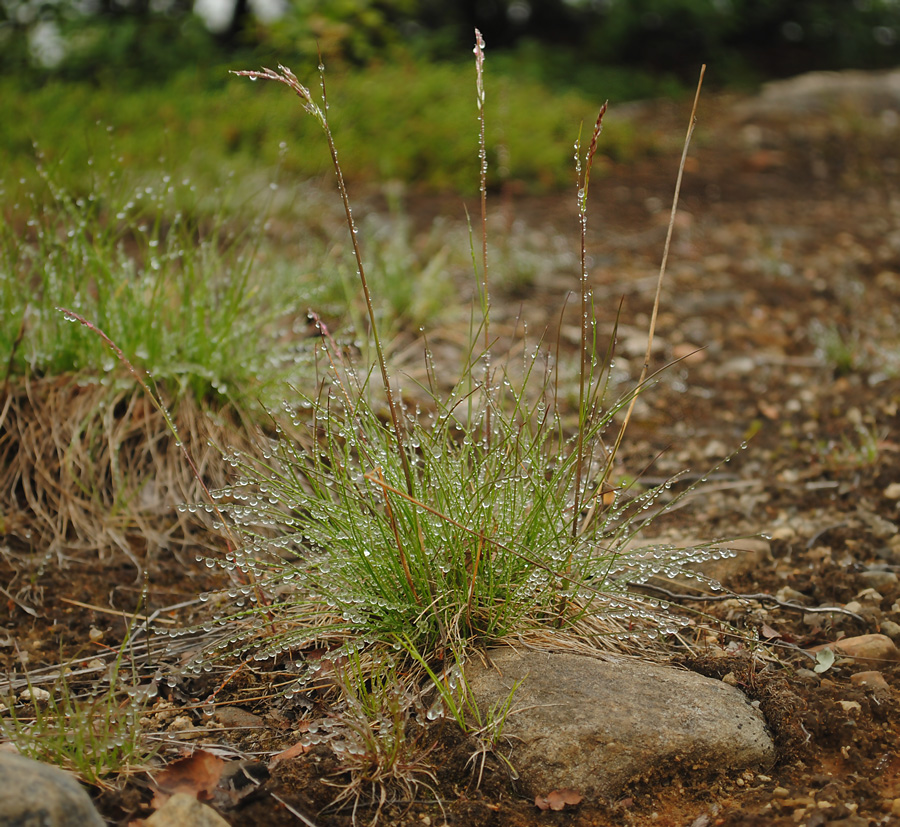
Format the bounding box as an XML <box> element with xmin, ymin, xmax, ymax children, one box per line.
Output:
<box><xmin>60</xmin><ymin>597</ymin><xmax>176</xmax><ymax>625</ymax></box>
<box><xmin>630</xmin><ymin>581</ymin><xmax>864</xmax><ymax>621</ymax></box>
<box><xmin>270</xmin><ymin>792</ymin><xmax>321</xmax><ymax>826</ymax></box>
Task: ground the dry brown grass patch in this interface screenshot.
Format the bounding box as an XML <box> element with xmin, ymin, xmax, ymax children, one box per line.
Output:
<box><xmin>0</xmin><ymin>375</ymin><xmax>256</xmax><ymax>574</ymax></box>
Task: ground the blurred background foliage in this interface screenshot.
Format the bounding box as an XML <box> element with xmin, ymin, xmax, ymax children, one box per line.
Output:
<box><xmin>1</xmin><ymin>0</ymin><xmax>899</xmax><ymax>193</ymax></box>
<box><xmin>4</xmin><ymin>0</ymin><xmax>899</xmax><ymax>89</ymax></box>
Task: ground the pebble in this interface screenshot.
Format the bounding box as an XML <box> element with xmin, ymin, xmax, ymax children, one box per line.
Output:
<box><xmin>880</xmin><ymin>619</ymin><xmax>900</xmax><ymax>641</ymax></box>
<box><xmin>810</xmin><ymin>634</ymin><xmax>900</xmax><ymax>664</ymax></box>
<box><xmin>144</xmin><ymin>793</ymin><xmax>230</xmax><ymax>826</ymax></box>
<box><xmin>212</xmin><ymin>706</ymin><xmax>265</xmax><ymax>729</ymax></box>
<box><xmin>859</xmin><ymin>570</ymin><xmax>898</xmax><ymax>591</ymax></box>
<box><xmin>19</xmin><ymin>686</ymin><xmax>51</xmax><ymax>703</ymax></box>
<box><xmin>775</xmin><ymin>586</ymin><xmax>810</xmax><ymax>605</ymax></box>
<box><xmin>794</xmin><ymin>668</ymin><xmax>819</xmax><ymax>683</ymax></box>
<box><xmin>719</xmin><ymin>356</ymin><xmax>756</xmax><ymax>374</ymax></box>
<box><xmin>0</xmin><ymin>752</ymin><xmax>104</xmax><ymax>827</ymax></box>
<box><xmin>855</xmin><ymin>587</ymin><xmax>886</xmax><ymax>604</ymax></box>
<box><xmin>849</xmin><ymin>670</ymin><xmax>891</xmax><ymax>698</ymax></box>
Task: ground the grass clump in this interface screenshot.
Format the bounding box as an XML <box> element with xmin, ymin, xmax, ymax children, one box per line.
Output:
<box><xmin>1</xmin><ymin>160</ymin><xmax>303</xmax><ymax>409</ymax></box>
<box><xmin>185</xmin><ymin>52</ymin><xmax>714</xmax><ymax>692</ymax></box>
<box><xmin>64</xmin><ymin>36</ymin><xmax>713</xmax><ymax>812</ymax></box>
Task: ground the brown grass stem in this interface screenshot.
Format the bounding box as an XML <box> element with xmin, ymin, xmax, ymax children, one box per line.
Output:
<box><xmin>572</xmin><ymin>101</ymin><xmax>608</xmax><ymax>542</ymax></box>
<box><xmin>610</xmin><ymin>64</ymin><xmax>706</xmax><ymax>468</ymax></box>
<box><xmin>56</xmin><ymin>308</ymin><xmax>272</xmax><ymax>618</ymax></box>
<box><xmin>474</xmin><ymin>29</ymin><xmax>490</xmax><ymax>356</ymax></box>
<box><xmin>473</xmin><ymin>29</ymin><xmax>493</xmax><ymax>455</ymax></box>
<box><xmin>233</xmin><ymin>64</ymin><xmax>416</xmax><ymax>500</ymax></box>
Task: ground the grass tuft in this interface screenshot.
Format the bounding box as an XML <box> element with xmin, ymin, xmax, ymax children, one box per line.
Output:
<box><xmin>184</xmin><ymin>49</ymin><xmax>717</xmax><ymax>732</ymax></box>
<box><xmin>60</xmin><ymin>39</ymin><xmax>717</xmax><ymax>815</ymax></box>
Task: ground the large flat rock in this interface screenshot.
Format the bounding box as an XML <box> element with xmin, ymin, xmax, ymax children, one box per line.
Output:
<box><xmin>0</xmin><ymin>752</ymin><xmax>105</xmax><ymax>827</ymax></box>
<box><xmin>465</xmin><ymin>649</ymin><xmax>775</xmax><ymax>800</ymax></box>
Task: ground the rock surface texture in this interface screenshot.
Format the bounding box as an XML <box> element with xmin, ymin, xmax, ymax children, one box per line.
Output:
<box><xmin>0</xmin><ymin>751</ymin><xmax>105</xmax><ymax>827</ymax></box>
<box><xmin>465</xmin><ymin>649</ymin><xmax>776</xmax><ymax>800</ymax></box>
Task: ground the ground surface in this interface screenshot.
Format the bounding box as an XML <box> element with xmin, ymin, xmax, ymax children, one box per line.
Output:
<box><xmin>3</xmin><ymin>84</ymin><xmax>900</xmax><ymax>825</ymax></box>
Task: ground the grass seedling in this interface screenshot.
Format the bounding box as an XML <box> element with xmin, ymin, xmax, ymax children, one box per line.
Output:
<box><xmin>0</xmin><ymin>617</ymin><xmax>157</xmax><ymax>787</ymax></box>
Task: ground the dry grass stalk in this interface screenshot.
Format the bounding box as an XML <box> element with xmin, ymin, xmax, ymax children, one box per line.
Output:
<box><xmin>0</xmin><ymin>376</ymin><xmax>255</xmax><ymax>575</ymax></box>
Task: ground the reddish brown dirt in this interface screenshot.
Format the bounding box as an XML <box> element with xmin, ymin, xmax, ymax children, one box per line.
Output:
<box><xmin>3</xmin><ymin>89</ymin><xmax>900</xmax><ymax>825</ymax></box>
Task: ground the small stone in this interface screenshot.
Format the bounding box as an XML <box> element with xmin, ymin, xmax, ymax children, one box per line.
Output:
<box><xmin>775</xmin><ymin>586</ymin><xmax>810</xmax><ymax>605</ymax></box>
<box><xmin>19</xmin><ymin>686</ymin><xmax>51</xmax><ymax>703</ymax></box>
<box><xmin>145</xmin><ymin>793</ymin><xmax>230</xmax><ymax>827</ymax></box>
<box><xmin>855</xmin><ymin>587</ymin><xmax>885</xmax><ymax>604</ymax></box>
<box><xmin>167</xmin><ymin>715</ymin><xmax>201</xmax><ymax>739</ymax></box>
<box><xmin>810</xmin><ymin>634</ymin><xmax>900</xmax><ymax>665</ymax></box>
<box><xmin>0</xmin><ymin>753</ymin><xmax>105</xmax><ymax>827</ymax></box>
<box><xmin>846</xmin><ymin>600</ymin><xmax>882</xmax><ymax>624</ymax></box>
<box><xmin>850</xmin><ymin>670</ymin><xmax>891</xmax><ymax>697</ymax></box>
<box><xmin>772</xmin><ymin>786</ymin><xmax>790</xmax><ymax>798</ymax></box>
<box><xmin>884</xmin><ymin>482</ymin><xmax>900</xmax><ymax>499</ymax></box>
<box><xmin>720</xmin><ymin>356</ymin><xmax>755</xmax><ymax>374</ymax></box>
<box><xmin>213</xmin><ymin>706</ymin><xmax>264</xmax><ymax>729</ymax></box>
<box><xmin>859</xmin><ymin>570</ymin><xmax>898</xmax><ymax>591</ymax></box>
<box><xmin>880</xmin><ymin>620</ymin><xmax>900</xmax><ymax>641</ymax></box>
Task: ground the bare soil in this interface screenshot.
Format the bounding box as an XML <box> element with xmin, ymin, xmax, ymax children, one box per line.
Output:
<box><xmin>3</xmin><ymin>89</ymin><xmax>900</xmax><ymax>826</ymax></box>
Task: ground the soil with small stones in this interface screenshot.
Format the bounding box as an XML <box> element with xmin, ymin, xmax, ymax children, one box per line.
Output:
<box><xmin>3</xmin><ymin>86</ymin><xmax>900</xmax><ymax>826</ymax></box>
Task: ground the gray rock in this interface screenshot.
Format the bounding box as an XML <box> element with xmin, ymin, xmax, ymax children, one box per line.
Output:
<box><xmin>465</xmin><ymin>649</ymin><xmax>775</xmax><ymax>800</ymax></box>
<box><xmin>0</xmin><ymin>752</ymin><xmax>105</xmax><ymax>827</ymax></box>
<box><xmin>145</xmin><ymin>793</ymin><xmax>231</xmax><ymax>827</ymax></box>
<box><xmin>859</xmin><ymin>570</ymin><xmax>899</xmax><ymax>592</ymax></box>
<box><xmin>734</xmin><ymin>69</ymin><xmax>900</xmax><ymax>119</ymax></box>
<box><xmin>880</xmin><ymin>619</ymin><xmax>900</xmax><ymax>641</ymax></box>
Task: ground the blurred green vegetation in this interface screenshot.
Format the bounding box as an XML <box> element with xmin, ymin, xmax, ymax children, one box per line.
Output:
<box><xmin>0</xmin><ymin>60</ymin><xmax>660</xmax><ymax>201</ymax></box>
<box><xmin>4</xmin><ymin>0</ymin><xmax>899</xmax><ymax>90</ymax></box>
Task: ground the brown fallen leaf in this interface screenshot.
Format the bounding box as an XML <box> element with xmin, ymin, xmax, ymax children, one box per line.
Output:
<box><xmin>150</xmin><ymin>749</ymin><xmax>225</xmax><ymax>808</ymax></box>
<box><xmin>760</xmin><ymin>622</ymin><xmax>782</xmax><ymax>640</ymax></box>
<box><xmin>270</xmin><ymin>740</ymin><xmax>311</xmax><ymax>763</ymax></box>
<box><xmin>535</xmin><ymin>788</ymin><xmax>584</xmax><ymax>811</ymax></box>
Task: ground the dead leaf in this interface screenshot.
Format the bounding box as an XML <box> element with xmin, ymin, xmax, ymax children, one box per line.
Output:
<box><xmin>760</xmin><ymin>622</ymin><xmax>781</xmax><ymax>640</ymax></box>
<box><xmin>150</xmin><ymin>749</ymin><xmax>225</xmax><ymax>808</ymax></box>
<box><xmin>535</xmin><ymin>788</ymin><xmax>583</xmax><ymax>811</ymax></box>
<box><xmin>270</xmin><ymin>740</ymin><xmax>311</xmax><ymax>763</ymax></box>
